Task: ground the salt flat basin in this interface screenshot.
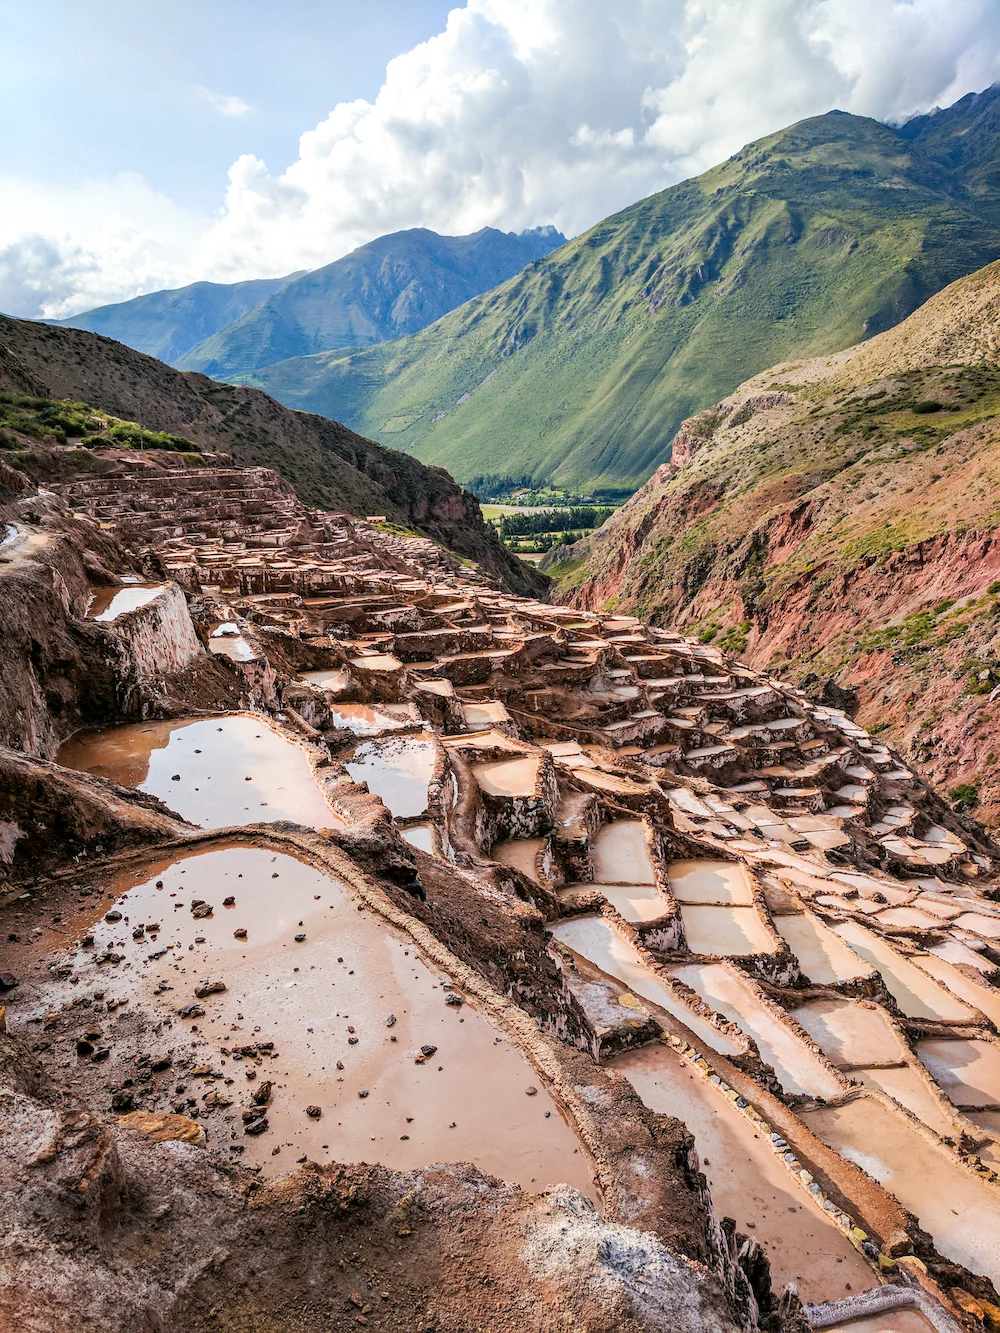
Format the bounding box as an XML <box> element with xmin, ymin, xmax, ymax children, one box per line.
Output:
<box><xmin>345</xmin><ymin>734</ymin><xmax>436</xmax><ymax>818</ymax></box>
<box><xmin>549</xmin><ymin>915</ymin><xmax>741</xmax><ymax>1056</ymax></box>
<box><xmin>461</xmin><ymin>701</ymin><xmax>511</xmax><ymax>728</ymax></box>
<box><xmin>672</xmin><ymin>963</ymin><xmax>843</xmax><ymax>1099</ymax></box>
<box><xmin>492</xmin><ymin>838</ymin><xmax>545</xmax><ymax>883</ymax></box>
<box><xmin>833</xmin><ymin>921</ymin><xmax>974</xmax><ymax>1021</ymax></box>
<box><xmin>87</xmin><ymin>583</ymin><xmax>168</xmax><ymax>621</ymax></box>
<box><xmin>326</xmin><ymin>703</ymin><xmax>407</xmax><ymax>736</ymax></box>
<box><xmin>73</xmin><ymin>845</ymin><xmax>594</xmax><ymax>1194</ymax></box>
<box><xmin>791</xmin><ymin>999</ymin><xmax>904</xmax><ymax>1069</ymax></box>
<box><xmin>774</xmin><ymin>914</ymin><xmax>873</xmax><ymax>985</ymax></box>
<box><xmin>611</xmin><ymin>1044</ymin><xmax>877</xmax><ymax>1303</ymax></box>
<box><xmin>668</xmin><ymin>860</ymin><xmax>752</xmax><ymax>904</ymax></box>
<box><xmin>953</xmin><ymin>912</ymin><xmax>1000</xmax><ymax>940</ymax></box>
<box><xmin>918</xmin><ymin>1039</ymin><xmax>1000</xmax><ymax>1109</ymax></box>
<box><xmin>679</xmin><ymin>904</ymin><xmax>778</xmax><ymax>956</ymax></box>
<box><xmin>349</xmin><ymin>653</ymin><xmax>403</xmax><ymax>672</ymax></box>
<box><xmin>823</xmin><ymin>1311</ymin><xmax>938</xmax><ymax>1333</ymax></box>
<box><xmin>592</xmin><ymin>821</ymin><xmax>655</xmax><ymax>884</ymax></box>
<box><xmin>472</xmin><ymin>756</ymin><xmax>540</xmax><ymax>798</ymax></box>
<box><xmin>912</xmin><ymin>953</ymin><xmax>1000</xmax><ymax>1027</ymax></box>
<box><xmin>852</xmin><ymin>1066</ymin><xmax>956</xmax><ymax>1139</ymax></box>
<box><xmin>301</xmin><ymin>668</ymin><xmax>351</xmax><ymax>692</ymax></box>
<box><xmin>804</xmin><ymin>1096</ymin><xmax>1000</xmax><ymax>1286</ymax></box>
<box><xmin>585</xmin><ymin>883</ymin><xmax>669</xmax><ymax>923</ymax></box>
<box><xmin>56</xmin><ymin>715</ymin><xmax>342</xmax><ymax>830</ymax></box>
<box><xmin>401</xmin><ymin>825</ymin><xmax>434</xmax><ymax>854</ymax></box>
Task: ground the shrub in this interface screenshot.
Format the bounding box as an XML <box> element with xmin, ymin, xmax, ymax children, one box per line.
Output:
<box><xmin>949</xmin><ymin>782</ymin><xmax>980</xmax><ymax>809</ymax></box>
<box><xmin>912</xmin><ymin>400</ymin><xmax>943</xmax><ymax>414</ymax></box>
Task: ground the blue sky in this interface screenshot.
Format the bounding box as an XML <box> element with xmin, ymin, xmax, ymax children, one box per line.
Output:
<box><xmin>3</xmin><ymin>1</ymin><xmax>1000</xmax><ymax>318</ymax></box>
<box><xmin>2</xmin><ymin>1</ymin><xmax>454</xmax><ymax>214</ymax></box>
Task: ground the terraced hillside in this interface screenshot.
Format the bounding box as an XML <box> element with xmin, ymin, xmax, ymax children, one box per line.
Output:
<box><xmin>244</xmin><ymin>87</ymin><xmax>1000</xmax><ymax>492</ymax></box>
<box><xmin>0</xmin><ymin>315</ymin><xmax>546</xmax><ymax>596</ymax></box>
<box><xmin>553</xmin><ymin>256</ymin><xmax>1000</xmax><ymax>823</ymax></box>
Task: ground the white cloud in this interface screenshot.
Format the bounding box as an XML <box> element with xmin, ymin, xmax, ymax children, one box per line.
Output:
<box><xmin>196</xmin><ymin>87</ymin><xmax>252</xmax><ymax>118</ymax></box>
<box><xmin>4</xmin><ymin>0</ymin><xmax>1000</xmax><ymax>316</ymax></box>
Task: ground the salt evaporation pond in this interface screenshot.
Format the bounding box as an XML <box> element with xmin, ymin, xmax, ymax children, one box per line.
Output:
<box><xmin>833</xmin><ymin>922</ymin><xmax>974</xmax><ymax>1021</ymax></box>
<box><xmin>804</xmin><ymin>1096</ymin><xmax>1000</xmax><ymax>1286</ymax></box>
<box><xmin>917</xmin><ymin>1038</ymin><xmax>1000</xmax><ymax>1110</ymax></box>
<box><xmin>57</xmin><ymin>715</ymin><xmax>342</xmax><ymax>830</ymax></box>
<box><xmin>492</xmin><ymin>838</ymin><xmax>545</xmax><ymax>883</ymax></box>
<box><xmin>345</xmin><ymin>734</ymin><xmax>436</xmax><ymax>817</ymax></box>
<box><xmin>668</xmin><ymin>860</ymin><xmax>752</xmax><ymax>904</ymax></box>
<box><xmin>549</xmin><ymin>915</ymin><xmax>741</xmax><ymax>1056</ymax></box>
<box><xmin>679</xmin><ymin>904</ymin><xmax>777</xmax><ymax>956</ymax></box>
<box><xmin>611</xmin><ymin>1044</ymin><xmax>877</xmax><ymax>1303</ymax></box>
<box><xmin>592</xmin><ymin>821</ymin><xmax>655</xmax><ymax>883</ymax></box>
<box><xmin>775</xmin><ymin>914</ymin><xmax>873</xmax><ymax>985</ymax></box>
<box><xmin>401</xmin><ymin>825</ymin><xmax>435</xmax><ymax>853</ymax></box>
<box><xmin>588</xmin><ymin>882</ymin><xmax>668</xmax><ymax>923</ymax></box>
<box><xmin>87</xmin><ymin>584</ymin><xmax>168</xmax><ymax>621</ymax></box>
<box><xmin>823</xmin><ymin>1311</ymin><xmax>938</xmax><ymax>1333</ymax></box>
<box><xmin>672</xmin><ymin>963</ymin><xmax>843</xmax><ymax>1099</ymax></box>
<box><xmin>67</xmin><ymin>845</ymin><xmax>594</xmax><ymax>1193</ymax></box>
<box><xmin>472</xmin><ymin>756</ymin><xmax>540</xmax><ymax>798</ymax></box>
<box><xmin>301</xmin><ymin>668</ymin><xmax>351</xmax><ymax>691</ymax></box>
<box><xmin>851</xmin><ymin>1065</ymin><xmax>956</xmax><ymax>1139</ymax></box>
<box><xmin>791</xmin><ymin>999</ymin><xmax>903</xmax><ymax>1070</ymax></box>
<box><xmin>326</xmin><ymin>703</ymin><xmax>407</xmax><ymax>736</ymax></box>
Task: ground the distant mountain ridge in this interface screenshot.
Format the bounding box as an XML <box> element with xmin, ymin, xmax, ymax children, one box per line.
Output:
<box><xmin>177</xmin><ymin>226</ymin><xmax>566</xmax><ymax>379</ymax></box>
<box><xmin>48</xmin><ymin>225</ymin><xmax>565</xmax><ymax>380</ymax></box>
<box><xmin>241</xmin><ymin>86</ymin><xmax>1000</xmax><ymax>491</ymax></box>
<box><xmin>50</xmin><ymin>274</ymin><xmax>303</xmax><ymax>366</ymax></box>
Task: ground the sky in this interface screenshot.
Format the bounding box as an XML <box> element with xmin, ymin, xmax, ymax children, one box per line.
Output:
<box><xmin>3</xmin><ymin>0</ymin><xmax>1000</xmax><ymax>319</ymax></box>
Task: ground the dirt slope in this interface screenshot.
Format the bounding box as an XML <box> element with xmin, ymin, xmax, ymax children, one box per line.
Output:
<box><xmin>555</xmin><ymin>257</ymin><xmax>1000</xmax><ymax>823</ymax></box>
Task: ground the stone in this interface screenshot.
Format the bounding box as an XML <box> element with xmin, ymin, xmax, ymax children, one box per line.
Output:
<box><xmin>118</xmin><ymin>1111</ymin><xmax>206</xmax><ymax>1145</ymax></box>
<box><xmin>244</xmin><ymin>1116</ymin><xmax>269</xmax><ymax>1136</ymax></box>
<box><xmin>306</xmin><ymin>1105</ymin><xmax>322</xmax><ymax>1118</ymax></box>
<box><xmin>105</xmin><ymin>911</ymin><xmax>122</xmax><ymax>923</ymax></box>
<box><xmin>151</xmin><ymin>1056</ymin><xmax>172</xmax><ymax>1072</ymax></box>
<box><xmin>234</xmin><ymin>928</ymin><xmax>248</xmax><ymax>939</ymax></box>
<box><xmin>252</xmin><ymin>1081</ymin><xmax>273</xmax><ymax>1105</ymax></box>
<box><xmin>191</xmin><ymin>903</ymin><xmax>213</xmax><ymax>919</ymax></box>
<box><xmin>385</xmin><ymin>1014</ymin><xmax>396</xmax><ymax>1027</ymax></box>
<box><xmin>178</xmin><ymin>1003</ymin><xmax>205</xmax><ymax>1018</ymax></box>
<box><xmin>444</xmin><ymin>993</ymin><xmax>463</xmax><ymax>1007</ymax></box>
<box><xmin>194</xmin><ymin>980</ymin><xmax>226</xmax><ymax>999</ymax></box>
<box><xmin>223</xmin><ymin>895</ymin><xmax>235</xmax><ymax>906</ymax></box>
<box><xmin>420</xmin><ymin>1045</ymin><xmax>437</xmax><ymax>1058</ymax></box>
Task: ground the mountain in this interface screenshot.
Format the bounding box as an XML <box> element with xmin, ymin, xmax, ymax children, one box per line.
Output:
<box><xmin>547</xmin><ymin>256</ymin><xmax>1000</xmax><ymax>822</ymax></box>
<box><xmin>176</xmin><ymin>226</ymin><xmax>565</xmax><ymax>379</ymax></box>
<box><xmin>50</xmin><ymin>274</ymin><xmax>302</xmax><ymax>365</ymax></box>
<box><xmin>243</xmin><ymin>89</ymin><xmax>1000</xmax><ymax>491</ymax></box>
<box><xmin>0</xmin><ymin>316</ymin><xmax>547</xmax><ymax>596</ymax></box>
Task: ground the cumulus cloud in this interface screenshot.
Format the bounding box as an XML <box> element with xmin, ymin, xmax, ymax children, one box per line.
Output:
<box><xmin>196</xmin><ymin>87</ymin><xmax>252</xmax><ymax>118</ymax></box>
<box><xmin>5</xmin><ymin>0</ymin><xmax>1000</xmax><ymax>316</ymax></box>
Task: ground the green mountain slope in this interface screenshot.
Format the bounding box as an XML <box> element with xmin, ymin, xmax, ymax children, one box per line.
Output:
<box><xmin>176</xmin><ymin>226</ymin><xmax>565</xmax><ymax>379</ymax></box>
<box><xmin>50</xmin><ymin>274</ymin><xmax>301</xmax><ymax>365</ymax></box>
<box><xmin>245</xmin><ymin>94</ymin><xmax>1000</xmax><ymax>491</ymax></box>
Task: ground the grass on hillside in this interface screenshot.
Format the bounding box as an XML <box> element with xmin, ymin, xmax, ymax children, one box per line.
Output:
<box><xmin>0</xmin><ymin>391</ymin><xmax>201</xmax><ymax>453</ymax></box>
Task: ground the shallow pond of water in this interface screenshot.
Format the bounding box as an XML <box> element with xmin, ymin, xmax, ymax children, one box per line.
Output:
<box><xmin>301</xmin><ymin>668</ymin><xmax>351</xmax><ymax>692</ymax></box>
<box><xmin>326</xmin><ymin>703</ymin><xmax>407</xmax><ymax>736</ymax></box>
<box><xmin>611</xmin><ymin>1044</ymin><xmax>878</xmax><ymax>1304</ymax></box>
<box><xmin>668</xmin><ymin>860</ymin><xmax>752</xmax><ymax>905</ymax></box>
<box><xmin>775</xmin><ymin>914</ymin><xmax>873</xmax><ymax>985</ymax></box>
<box><xmin>401</xmin><ymin>825</ymin><xmax>435</xmax><ymax>854</ymax></box>
<box><xmin>345</xmin><ymin>735</ymin><xmax>437</xmax><ymax>818</ymax></box>
<box><xmin>66</xmin><ymin>845</ymin><xmax>594</xmax><ymax>1193</ymax></box>
<box><xmin>804</xmin><ymin>1096</ymin><xmax>1000</xmax><ymax>1286</ymax></box>
<box><xmin>592</xmin><ymin>821</ymin><xmax>655</xmax><ymax>884</ymax></box>
<box><xmin>87</xmin><ymin>584</ymin><xmax>168</xmax><ymax>621</ymax></box>
<box><xmin>679</xmin><ymin>904</ymin><xmax>778</xmax><ymax>957</ymax></box>
<box><xmin>549</xmin><ymin>915</ymin><xmax>741</xmax><ymax>1055</ymax></box>
<box><xmin>587</xmin><ymin>882</ymin><xmax>669</xmax><ymax>923</ymax></box>
<box><xmin>917</xmin><ymin>1038</ymin><xmax>1000</xmax><ymax>1110</ymax></box>
<box><xmin>852</xmin><ymin>1065</ymin><xmax>956</xmax><ymax>1139</ymax></box>
<box><xmin>57</xmin><ymin>715</ymin><xmax>342</xmax><ymax>830</ymax></box>
<box><xmin>672</xmin><ymin>963</ymin><xmax>843</xmax><ymax>1099</ymax></box>
<box><xmin>823</xmin><ymin>1311</ymin><xmax>938</xmax><ymax>1333</ymax></box>
<box><xmin>210</xmin><ymin>635</ymin><xmax>257</xmax><ymax>662</ymax></box>
<box><xmin>833</xmin><ymin>922</ymin><xmax>974</xmax><ymax>1022</ymax></box>
<box><xmin>911</xmin><ymin>953</ymin><xmax>1000</xmax><ymax>1028</ymax></box>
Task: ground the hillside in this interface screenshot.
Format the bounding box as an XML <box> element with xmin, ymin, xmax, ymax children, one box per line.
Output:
<box><xmin>50</xmin><ymin>273</ymin><xmax>300</xmax><ymax>365</ymax></box>
<box><xmin>177</xmin><ymin>225</ymin><xmax>565</xmax><ymax>379</ymax></box>
<box><xmin>245</xmin><ymin>89</ymin><xmax>1000</xmax><ymax>491</ymax></box>
<box><xmin>550</xmin><ymin>256</ymin><xmax>1000</xmax><ymax>821</ymax></box>
<box><xmin>0</xmin><ymin>316</ymin><xmax>546</xmax><ymax>596</ymax></box>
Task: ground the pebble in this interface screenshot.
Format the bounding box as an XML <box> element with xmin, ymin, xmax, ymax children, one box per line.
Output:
<box><xmin>223</xmin><ymin>896</ymin><xmax>236</xmax><ymax>906</ymax></box>
<box><xmin>385</xmin><ymin>1014</ymin><xmax>396</xmax><ymax>1028</ymax></box>
<box><xmin>105</xmin><ymin>912</ymin><xmax>122</xmax><ymax>923</ymax></box>
<box><xmin>525</xmin><ymin>1086</ymin><xmax>538</xmax><ymax>1096</ymax></box>
<box><xmin>0</xmin><ymin>973</ymin><xmax>19</xmax><ymax>991</ymax></box>
<box><xmin>294</xmin><ymin>933</ymin><xmax>306</xmax><ymax>942</ymax></box>
<box><xmin>234</xmin><ymin>928</ymin><xmax>248</xmax><ymax>939</ymax></box>
<box><xmin>444</xmin><ymin>994</ymin><xmax>463</xmax><ymax>1008</ymax></box>
<box><xmin>194</xmin><ymin>980</ymin><xmax>226</xmax><ymax>998</ymax></box>
<box><xmin>358</xmin><ymin>1089</ymin><xmax>369</xmax><ymax>1099</ymax></box>
<box><xmin>306</xmin><ymin>1105</ymin><xmax>322</xmax><ymax>1118</ymax></box>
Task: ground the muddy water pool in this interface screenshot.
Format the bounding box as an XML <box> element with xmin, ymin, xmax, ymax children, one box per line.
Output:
<box><xmin>804</xmin><ymin>1097</ymin><xmax>1000</xmax><ymax>1286</ymax></box>
<box><xmin>345</xmin><ymin>735</ymin><xmax>436</xmax><ymax>817</ymax></box>
<box><xmin>549</xmin><ymin>915</ymin><xmax>741</xmax><ymax>1056</ymax></box>
<box><xmin>68</xmin><ymin>844</ymin><xmax>595</xmax><ymax>1194</ymax></box>
<box><xmin>611</xmin><ymin>1043</ymin><xmax>877</xmax><ymax>1303</ymax></box>
<box><xmin>492</xmin><ymin>838</ymin><xmax>545</xmax><ymax>883</ymax></box>
<box><xmin>471</xmin><ymin>756</ymin><xmax>540</xmax><ymax>798</ymax></box>
<box><xmin>57</xmin><ymin>715</ymin><xmax>342</xmax><ymax>830</ymax></box>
